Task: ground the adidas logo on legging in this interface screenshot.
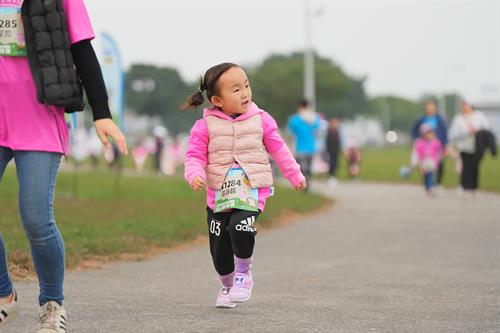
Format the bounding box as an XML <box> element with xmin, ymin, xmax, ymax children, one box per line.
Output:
<box><xmin>236</xmin><ymin>216</ymin><xmax>256</xmax><ymax>232</ymax></box>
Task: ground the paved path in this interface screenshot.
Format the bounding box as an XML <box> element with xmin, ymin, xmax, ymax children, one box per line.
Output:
<box><xmin>4</xmin><ymin>183</ymin><xmax>500</xmax><ymax>332</ymax></box>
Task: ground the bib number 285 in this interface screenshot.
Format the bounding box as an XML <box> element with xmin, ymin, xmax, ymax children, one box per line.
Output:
<box><xmin>0</xmin><ymin>19</ymin><xmax>18</xmax><ymax>28</ymax></box>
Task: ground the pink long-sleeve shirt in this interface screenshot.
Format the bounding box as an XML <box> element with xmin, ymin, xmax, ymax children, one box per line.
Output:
<box><xmin>0</xmin><ymin>0</ymin><xmax>95</xmax><ymax>154</ymax></box>
<box><xmin>414</xmin><ymin>137</ymin><xmax>443</xmax><ymax>168</ymax></box>
<box><xmin>184</xmin><ymin>103</ymin><xmax>305</xmax><ymax>212</ymax></box>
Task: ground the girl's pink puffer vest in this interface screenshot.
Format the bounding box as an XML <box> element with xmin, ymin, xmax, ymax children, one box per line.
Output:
<box><xmin>205</xmin><ymin>113</ymin><xmax>273</xmax><ymax>190</ymax></box>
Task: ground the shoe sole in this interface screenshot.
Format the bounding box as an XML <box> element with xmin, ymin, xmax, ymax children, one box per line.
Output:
<box><xmin>215</xmin><ymin>302</ymin><xmax>237</xmax><ymax>308</ymax></box>
<box><xmin>229</xmin><ymin>291</ymin><xmax>252</xmax><ymax>303</ymax></box>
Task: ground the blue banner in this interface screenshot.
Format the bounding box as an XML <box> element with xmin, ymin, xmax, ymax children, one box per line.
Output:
<box><xmin>100</xmin><ymin>32</ymin><xmax>125</xmax><ymax>130</ymax></box>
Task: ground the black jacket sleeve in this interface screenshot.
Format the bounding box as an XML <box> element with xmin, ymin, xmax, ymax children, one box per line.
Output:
<box><xmin>70</xmin><ymin>39</ymin><xmax>112</xmax><ymax>121</ymax></box>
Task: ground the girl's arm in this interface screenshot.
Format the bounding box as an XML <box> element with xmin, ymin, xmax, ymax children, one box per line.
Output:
<box><xmin>262</xmin><ymin>112</ymin><xmax>305</xmax><ymax>187</ymax></box>
<box><xmin>184</xmin><ymin>119</ymin><xmax>209</xmax><ymax>186</ymax></box>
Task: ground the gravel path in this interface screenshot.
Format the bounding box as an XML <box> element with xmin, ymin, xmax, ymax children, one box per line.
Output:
<box><xmin>4</xmin><ymin>182</ymin><xmax>499</xmax><ymax>332</ymax></box>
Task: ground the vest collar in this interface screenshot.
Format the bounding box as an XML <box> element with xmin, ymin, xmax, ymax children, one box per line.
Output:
<box><xmin>203</xmin><ymin>102</ymin><xmax>262</xmax><ymax>122</ymax></box>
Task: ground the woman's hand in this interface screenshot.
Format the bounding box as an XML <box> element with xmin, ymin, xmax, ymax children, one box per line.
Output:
<box><xmin>191</xmin><ymin>176</ymin><xmax>206</xmax><ymax>191</ymax></box>
<box><xmin>95</xmin><ymin>118</ymin><xmax>128</xmax><ymax>155</ymax></box>
<box><xmin>295</xmin><ymin>179</ymin><xmax>307</xmax><ymax>192</ymax></box>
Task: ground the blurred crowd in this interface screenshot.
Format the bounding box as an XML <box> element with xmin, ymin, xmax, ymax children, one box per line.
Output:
<box><xmin>67</xmin><ymin>97</ymin><xmax>496</xmax><ymax>198</ymax></box>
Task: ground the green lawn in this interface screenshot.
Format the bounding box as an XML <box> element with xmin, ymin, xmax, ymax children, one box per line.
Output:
<box><xmin>0</xmin><ymin>167</ymin><xmax>329</xmax><ymax>273</ymax></box>
<box><xmin>331</xmin><ymin>146</ymin><xmax>500</xmax><ymax>192</ymax></box>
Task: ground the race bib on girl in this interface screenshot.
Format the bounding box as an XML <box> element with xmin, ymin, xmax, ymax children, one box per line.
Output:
<box><xmin>214</xmin><ymin>167</ymin><xmax>259</xmax><ymax>213</ymax></box>
<box><xmin>422</xmin><ymin>158</ymin><xmax>437</xmax><ymax>172</ymax></box>
<box><xmin>0</xmin><ymin>5</ymin><xmax>26</xmax><ymax>56</ymax></box>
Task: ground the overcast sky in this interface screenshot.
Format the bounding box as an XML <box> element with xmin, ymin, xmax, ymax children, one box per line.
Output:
<box><xmin>85</xmin><ymin>0</ymin><xmax>499</xmax><ymax>102</ymax></box>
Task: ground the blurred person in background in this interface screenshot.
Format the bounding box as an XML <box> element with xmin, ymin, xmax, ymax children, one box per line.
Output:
<box><xmin>287</xmin><ymin>99</ymin><xmax>320</xmax><ymax>189</ymax></box>
<box><xmin>411</xmin><ymin>99</ymin><xmax>448</xmax><ymax>185</ymax></box>
<box><xmin>449</xmin><ymin>100</ymin><xmax>492</xmax><ymax>196</ymax></box>
<box><xmin>132</xmin><ymin>139</ymin><xmax>148</xmax><ymax>173</ymax></box>
<box><xmin>325</xmin><ymin>118</ymin><xmax>342</xmax><ymax>186</ymax></box>
<box><xmin>413</xmin><ymin>124</ymin><xmax>443</xmax><ymax>197</ymax></box>
<box><xmin>344</xmin><ymin>137</ymin><xmax>362</xmax><ymax>178</ymax></box>
<box><xmin>0</xmin><ymin>0</ymin><xmax>127</xmax><ymax>331</ymax></box>
<box><xmin>153</xmin><ymin>126</ymin><xmax>167</xmax><ymax>174</ymax></box>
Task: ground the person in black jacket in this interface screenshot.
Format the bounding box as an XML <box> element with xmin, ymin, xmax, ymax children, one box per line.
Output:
<box><xmin>449</xmin><ymin>100</ymin><xmax>491</xmax><ymax>194</ymax></box>
<box><xmin>0</xmin><ymin>1</ymin><xmax>127</xmax><ymax>332</ymax></box>
<box><xmin>326</xmin><ymin>118</ymin><xmax>342</xmax><ymax>185</ymax></box>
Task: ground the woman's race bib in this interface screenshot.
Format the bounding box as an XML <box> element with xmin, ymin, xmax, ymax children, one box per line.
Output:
<box><xmin>0</xmin><ymin>6</ymin><xmax>26</xmax><ymax>56</ymax></box>
<box><xmin>214</xmin><ymin>167</ymin><xmax>259</xmax><ymax>213</ymax></box>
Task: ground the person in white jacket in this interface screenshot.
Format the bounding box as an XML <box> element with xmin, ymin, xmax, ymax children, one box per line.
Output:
<box><xmin>449</xmin><ymin>100</ymin><xmax>490</xmax><ymax>194</ymax></box>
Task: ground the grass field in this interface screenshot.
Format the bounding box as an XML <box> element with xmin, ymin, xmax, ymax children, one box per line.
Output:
<box><xmin>0</xmin><ymin>167</ymin><xmax>329</xmax><ymax>274</ymax></box>
<box><xmin>330</xmin><ymin>146</ymin><xmax>500</xmax><ymax>193</ymax></box>
<box><xmin>1</xmin><ymin>145</ymin><xmax>497</xmax><ymax>275</ymax></box>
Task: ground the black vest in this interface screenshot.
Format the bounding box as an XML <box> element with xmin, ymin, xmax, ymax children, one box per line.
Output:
<box><xmin>21</xmin><ymin>0</ymin><xmax>84</xmax><ymax>112</ymax></box>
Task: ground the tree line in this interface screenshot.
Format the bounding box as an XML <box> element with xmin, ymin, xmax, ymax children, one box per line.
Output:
<box><xmin>124</xmin><ymin>52</ymin><xmax>459</xmax><ymax>135</ymax></box>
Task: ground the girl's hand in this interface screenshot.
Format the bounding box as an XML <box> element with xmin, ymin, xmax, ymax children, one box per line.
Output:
<box><xmin>295</xmin><ymin>180</ymin><xmax>307</xmax><ymax>192</ymax></box>
<box><xmin>95</xmin><ymin>118</ymin><xmax>128</xmax><ymax>155</ymax></box>
<box><xmin>191</xmin><ymin>177</ymin><xmax>206</xmax><ymax>191</ymax></box>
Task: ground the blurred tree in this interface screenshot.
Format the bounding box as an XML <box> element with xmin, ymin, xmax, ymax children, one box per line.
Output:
<box><xmin>370</xmin><ymin>96</ymin><xmax>423</xmax><ymax>132</ymax></box>
<box><xmin>125</xmin><ymin>64</ymin><xmax>199</xmax><ymax>135</ymax></box>
<box><xmin>248</xmin><ymin>52</ymin><xmax>370</xmax><ymax>126</ymax></box>
<box><xmin>418</xmin><ymin>93</ymin><xmax>461</xmax><ymax>121</ymax></box>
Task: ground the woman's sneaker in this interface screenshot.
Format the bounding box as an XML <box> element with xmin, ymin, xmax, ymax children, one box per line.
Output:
<box><xmin>36</xmin><ymin>301</ymin><xmax>68</xmax><ymax>333</ymax></box>
<box><xmin>229</xmin><ymin>272</ymin><xmax>254</xmax><ymax>302</ymax></box>
<box><xmin>0</xmin><ymin>290</ymin><xmax>19</xmax><ymax>327</ymax></box>
<box><xmin>215</xmin><ymin>287</ymin><xmax>237</xmax><ymax>308</ymax></box>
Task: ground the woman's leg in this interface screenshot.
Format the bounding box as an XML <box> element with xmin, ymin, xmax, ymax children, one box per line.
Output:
<box><xmin>328</xmin><ymin>151</ymin><xmax>339</xmax><ymax>177</ymax></box>
<box><xmin>460</xmin><ymin>152</ymin><xmax>475</xmax><ymax>190</ymax></box>
<box><xmin>14</xmin><ymin>151</ymin><xmax>64</xmax><ymax>306</ymax></box>
<box><xmin>436</xmin><ymin>159</ymin><xmax>445</xmax><ymax>184</ymax></box>
<box><xmin>0</xmin><ymin>147</ymin><xmax>14</xmax><ymax>297</ymax></box>
<box><xmin>472</xmin><ymin>157</ymin><xmax>480</xmax><ymax>190</ymax></box>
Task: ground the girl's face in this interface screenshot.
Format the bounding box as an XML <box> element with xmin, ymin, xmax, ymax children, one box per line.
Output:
<box><xmin>210</xmin><ymin>67</ymin><xmax>252</xmax><ymax>116</ymax></box>
<box><xmin>424</xmin><ymin>130</ymin><xmax>435</xmax><ymax>140</ymax></box>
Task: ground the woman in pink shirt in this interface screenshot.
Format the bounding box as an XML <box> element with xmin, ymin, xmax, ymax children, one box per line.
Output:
<box><xmin>0</xmin><ymin>1</ymin><xmax>127</xmax><ymax>331</ymax></box>
<box><xmin>183</xmin><ymin>63</ymin><xmax>306</xmax><ymax>308</ymax></box>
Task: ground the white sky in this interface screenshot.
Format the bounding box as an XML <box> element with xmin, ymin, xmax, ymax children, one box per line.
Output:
<box><xmin>85</xmin><ymin>0</ymin><xmax>500</xmax><ymax>102</ymax></box>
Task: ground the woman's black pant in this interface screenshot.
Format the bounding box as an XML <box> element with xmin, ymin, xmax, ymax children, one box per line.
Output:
<box><xmin>328</xmin><ymin>150</ymin><xmax>339</xmax><ymax>177</ymax></box>
<box><xmin>460</xmin><ymin>152</ymin><xmax>480</xmax><ymax>190</ymax></box>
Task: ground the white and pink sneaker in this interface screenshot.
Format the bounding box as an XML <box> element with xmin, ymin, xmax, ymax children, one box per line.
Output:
<box><xmin>229</xmin><ymin>272</ymin><xmax>254</xmax><ymax>302</ymax></box>
<box><xmin>215</xmin><ymin>287</ymin><xmax>237</xmax><ymax>308</ymax></box>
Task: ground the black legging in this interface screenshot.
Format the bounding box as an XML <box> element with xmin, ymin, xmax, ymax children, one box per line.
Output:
<box><xmin>460</xmin><ymin>152</ymin><xmax>480</xmax><ymax>190</ymax></box>
<box><xmin>206</xmin><ymin>207</ymin><xmax>260</xmax><ymax>276</ymax></box>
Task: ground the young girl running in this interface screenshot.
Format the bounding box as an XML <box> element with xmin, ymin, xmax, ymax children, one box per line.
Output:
<box><xmin>183</xmin><ymin>63</ymin><xmax>306</xmax><ymax>308</ymax></box>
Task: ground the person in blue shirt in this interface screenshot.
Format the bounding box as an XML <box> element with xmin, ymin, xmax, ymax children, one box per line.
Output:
<box><xmin>411</xmin><ymin>99</ymin><xmax>448</xmax><ymax>184</ymax></box>
<box><xmin>287</xmin><ymin>100</ymin><xmax>320</xmax><ymax>188</ymax></box>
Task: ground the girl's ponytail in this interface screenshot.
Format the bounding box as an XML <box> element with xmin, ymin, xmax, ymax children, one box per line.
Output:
<box><xmin>180</xmin><ymin>63</ymin><xmax>239</xmax><ymax>111</ymax></box>
<box><xmin>181</xmin><ymin>78</ymin><xmax>206</xmax><ymax>110</ymax></box>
